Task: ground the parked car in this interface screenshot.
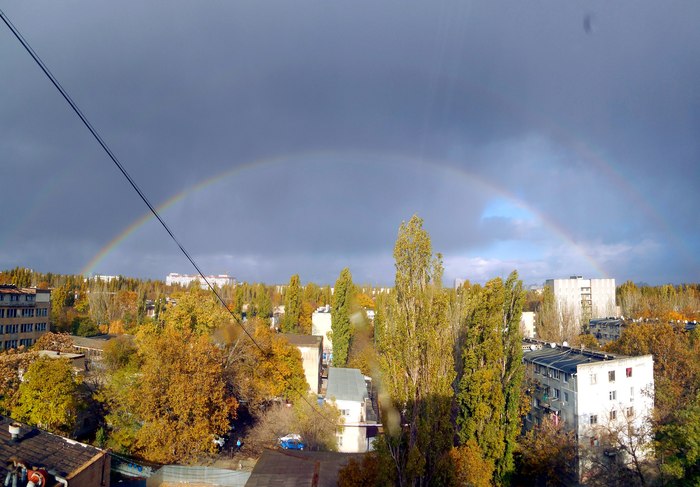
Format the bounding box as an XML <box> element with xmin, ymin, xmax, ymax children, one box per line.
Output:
<box><xmin>279</xmin><ymin>434</ymin><xmax>305</xmax><ymax>450</ymax></box>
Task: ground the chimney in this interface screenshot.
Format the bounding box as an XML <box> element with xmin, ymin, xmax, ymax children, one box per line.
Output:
<box><xmin>9</xmin><ymin>422</ymin><xmax>21</xmax><ymax>442</ymax></box>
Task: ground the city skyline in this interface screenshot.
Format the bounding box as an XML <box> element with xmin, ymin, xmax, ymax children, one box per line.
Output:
<box><xmin>1</xmin><ymin>1</ymin><xmax>698</xmax><ymax>286</ymax></box>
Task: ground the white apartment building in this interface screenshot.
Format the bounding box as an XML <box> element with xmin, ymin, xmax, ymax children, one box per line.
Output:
<box><xmin>520</xmin><ymin>311</ymin><xmax>536</xmax><ymax>338</ymax></box>
<box><xmin>326</xmin><ymin>367</ymin><xmax>378</xmax><ymax>453</ymax></box>
<box><xmin>165</xmin><ymin>273</ymin><xmax>235</xmax><ymax>289</ymax></box>
<box><xmin>546</xmin><ymin>276</ymin><xmax>617</xmax><ymax>324</ymax></box>
<box><xmin>523</xmin><ymin>339</ymin><xmax>654</xmax><ymax>478</ymax></box>
<box><xmin>312</xmin><ymin>305</ymin><xmax>333</xmax><ymax>363</ymax></box>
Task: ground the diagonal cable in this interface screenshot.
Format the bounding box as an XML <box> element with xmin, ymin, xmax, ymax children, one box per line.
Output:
<box><xmin>0</xmin><ymin>8</ymin><xmax>336</xmax><ymax>426</ymax></box>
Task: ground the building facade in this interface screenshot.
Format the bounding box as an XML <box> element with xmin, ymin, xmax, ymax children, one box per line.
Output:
<box><xmin>326</xmin><ymin>367</ymin><xmax>378</xmax><ymax>453</ymax></box>
<box><xmin>522</xmin><ymin>339</ymin><xmax>654</xmax><ymax>477</ymax></box>
<box><xmin>546</xmin><ymin>276</ymin><xmax>617</xmax><ymax>324</ymax></box>
<box><xmin>0</xmin><ymin>285</ymin><xmax>50</xmax><ymax>350</ymax></box>
<box><xmin>281</xmin><ymin>334</ymin><xmax>323</xmax><ymax>394</ymax></box>
<box><xmin>165</xmin><ymin>273</ymin><xmax>236</xmax><ymax>289</ymax></box>
<box><xmin>312</xmin><ymin>305</ymin><xmax>333</xmax><ymax>363</ymax></box>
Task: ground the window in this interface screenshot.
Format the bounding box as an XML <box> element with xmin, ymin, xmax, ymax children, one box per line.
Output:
<box><xmin>20</xmin><ymin>323</ymin><xmax>33</xmax><ymax>333</ymax></box>
<box><xmin>552</xmin><ymin>369</ymin><xmax>560</xmax><ymax>380</ymax></box>
<box><xmin>608</xmin><ymin>370</ymin><xmax>616</xmax><ymax>382</ymax></box>
<box><xmin>626</xmin><ymin>407</ymin><xmax>634</xmax><ymax>417</ymax></box>
<box><xmin>590</xmin><ymin>373</ymin><xmax>597</xmax><ymax>385</ymax></box>
<box><xmin>340</xmin><ymin>409</ymin><xmax>350</xmax><ymax>416</ymax></box>
<box><xmin>590</xmin><ymin>436</ymin><xmax>599</xmax><ymax>447</ymax></box>
<box><xmin>609</xmin><ymin>390</ymin><xmax>617</xmax><ymax>401</ymax></box>
<box><xmin>6</xmin><ymin>309</ymin><xmax>17</xmax><ymax>318</ymax></box>
<box><xmin>564</xmin><ymin>392</ymin><xmax>569</xmax><ymax>403</ymax></box>
<box><xmin>590</xmin><ymin>415</ymin><xmax>598</xmax><ymax>425</ymax></box>
<box><xmin>10</xmin><ymin>295</ymin><xmax>18</xmax><ymax>302</ymax></box>
<box><xmin>0</xmin><ymin>309</ymin><xmax>4</xmax><ymax>318</ymax></box>
<box><xmin>610</xmin><ymin>410</ymin><xmax>617</xmax><ymax>420</ymax></box>
<box><xmin>553</xmin><ymin>388</ymin><xmax>560</xmax><ymax>399</ymax></box>
<box><xmin>626</xmin><ymin>367</ymin><xmax>633</xmax><ymax>378</ymax></box>
<box><xmin>21</xmin><ymin>309</ymin><xmax>34</xmax><ymax>317</ymax></box>
<box><xmin>0</xmin><ymin>325</ymin><xmax>3</xmax><ymax>334</ymax></box>
<box><xmin>563</xmin><ymin>373</ymin><xmax>569</xmax><ymax>383</ymax></box>
<box><xmin>630</xmin><ymin>387</ymin><xmax>634</xmax><ymax>402</ymax></box>
<box><xmin>6</xmin><ymin>324</ymin><xmax>18</xmax><ymax>334</ymax></box>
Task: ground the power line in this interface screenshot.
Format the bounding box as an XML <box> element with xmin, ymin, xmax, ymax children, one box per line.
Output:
<box><xmin>0</xmin><ymin>8</ymin><xmax>336</xmax><ymax>427</ymax></box>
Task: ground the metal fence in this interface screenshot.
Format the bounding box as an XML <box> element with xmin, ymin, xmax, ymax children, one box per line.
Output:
<box><xmin>146</xmin><ymin>465</ymin><xmax>250</xmax><ymax>487</ymax></box>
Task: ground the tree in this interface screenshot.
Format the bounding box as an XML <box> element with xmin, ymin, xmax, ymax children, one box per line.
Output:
<box><xmin>164</xmin><ymin>288</ymin><xmax>232</xmax><ymax>335</ymax></box>
<box><xmin>376</xmin><ymin>216</ymin><xmax>455</xmax><ymax>486</ymax></box>
<box><xmin>33</xmin><ymin>332</ymin><xmax>75</xmax><ymax>352</ymax></box>
<box><xmin>450</xmin><ymin>440</ymin><xmax>495</xmax><ymax>487</ymax></box>
<box><xmin>455</xmin><ymin>272</ymin><xmax>525</xmax><ymax>485</ymax></box>
<box><xmin>133</xmin><ymin>326</ymin><xmax>236</xmax><ymax>463</ymax></box>
<box><xmin>12</xmin><ymin>356</ymin><xmax>81</xmax><ymax>435</ymax></box>
<box><xmin>283</xmin><ymin>275</ymin><xmax>302</xmax><ymax>333</ymax></box>
<box><xmin>218</xmin><ymin>318</ymin><xmax>308</xmax><ymax>413</ymax></box>
<box><xmin>0</xmin><ymin>349</ymin><xmax>38</xmax><ymax>415</ymax></box>
<box><xmin>332</xmin><ymin>268</ymin><xmax>354</xmax><ymax>367</ymax></box>
<box><xmin>515</xmin><ymin>416</ymin><xmax>577</xmax><ymax>486</ymax></box>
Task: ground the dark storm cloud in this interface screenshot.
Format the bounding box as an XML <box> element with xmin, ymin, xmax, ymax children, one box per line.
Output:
<box><xmin>1</xmin><ymin>0</ymin><xmax>699</xmax><ymax>284</ymax></box>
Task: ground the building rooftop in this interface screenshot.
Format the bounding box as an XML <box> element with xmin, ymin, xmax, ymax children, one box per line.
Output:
<box><xmin>522</xmin><ymin>339</ymin><xmax>626</xmax><ymax>375</ymax></box>
<box><xmin>246</xmin><ymin>449</ymin><xmax>363</xmax><ymax>487</ymax></box>
<box><xmin>71</xmin><ymin>334</ymin><xmax>119</xmax><ymax>351</ymax></box>
<box><xmin>0</xmin><ymin>416</ymin><xmax>107</xmax><ymax>480</ymax></box>
<box><xmin>281</xmin><ymin>334</ymin><xmax>323</xmax><ymax>348</ymax></box>
<box><xmin>326</xmin><ymin>368</ymin><xmax>368</xmax><ymax>403</ymax></box>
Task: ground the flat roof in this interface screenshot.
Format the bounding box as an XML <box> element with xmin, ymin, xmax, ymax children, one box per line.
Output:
<box><xmin>247</xmin><ymin>449</ymin><xmax>363</xmax><ymax>487</ymax></box>
<box><xmin>281</xmin><ymin>334</ymin><xmax>323</xmax><ymax>347</ymax></box>
<box><xmin>0</xmin><ymin>416</ymin><xmax>106</xmax><ymax>479</ymax></box>
<box><xmin>71</xmin><ymin>334</ymin><xmax>120</xmax><ymax>351</ymax></box>
<box><xmin>523</xmin><ymin>343</ymin><xmax>626</xmax><ymax>375</ymax></box>
<box><xmin>326</xmin><ymin>368</ymin><xmax>368</xmax><ymax>403</ymax></box>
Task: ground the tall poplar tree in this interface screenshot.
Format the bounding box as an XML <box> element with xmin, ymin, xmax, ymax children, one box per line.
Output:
<box><xmin>455</xmin><ymin>272</ymin><xmax>524</xmax><ymax>485</ymax></box>
<box><xmin>283</xmin><ymin>274</ymin><xmax>302</xmax><ymax>333</ymax></box>
<box><xmin>377</xmin><ymin>216</ymin><xmax>455</xmax><ymax>486</ymax></box>
<box><xmin>331</xmin><ymin>268</ymin><xmax>354</xmax><ymax>366</ymax></box>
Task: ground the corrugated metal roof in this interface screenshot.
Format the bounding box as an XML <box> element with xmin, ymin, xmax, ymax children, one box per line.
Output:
<box><xmin>326</xmin><ymin>368</ymin><xmax>367</xmax><ymax>403</ymax></box>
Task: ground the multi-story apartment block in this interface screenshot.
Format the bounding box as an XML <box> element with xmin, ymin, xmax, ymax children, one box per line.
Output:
<box><xmin>165</xmin><ymin>273</ymin><xmax>236</xmax><ymax>288</ymax></box>
<box><xmin>523</xmin><ymin>338</ymin><xmax>654</xmax><ymax>478</ymax></box>
<box><xmin>312</xmin><ymin>305</ymin><xmax>333</xmax><ymax>363</ymax></box>
<box><xmin>0</xmin><ymin>285</ymin><xmax>50</xmax><ymax>350</ymax></box>
<box><xmin>546</xmin><ymin>276</ymin><xmax>617</xmax><ymax>324</ymax></box>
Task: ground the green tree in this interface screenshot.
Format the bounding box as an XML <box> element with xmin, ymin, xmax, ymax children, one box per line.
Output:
<box><xmin>332</xmin><ymin>268</ymin><xmax>354</xmax><ymax>366</ymax></box>
<box><xmin>12</xmin><ymin>356</ymin><xmax>81</xmax><ymax>435</ymax></box>
<box><xmin>376</xmin><ymin>216</ymin><xmax>455</xmax><ymax>486</ymax></box>
<box><xmin>164</xmin><ymin>288</ymin><xmax>232</xmax><ymax>335</ymax></box>
<box><xmin>250</xmin><ymin>284</ymin><xmax>272</xmax><ymax>319</ymax></box>
<box><xmin>455</xmin><ymin>272</ymin><xmax>525</xmax><ymax>485</ymax></box>
<box><xmin>283</xmin><ymin>274</ymin><xmax>302</xmax><ymax>332</ymax></box>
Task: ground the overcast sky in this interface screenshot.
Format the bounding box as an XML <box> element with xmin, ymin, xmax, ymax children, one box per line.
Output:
<box><xmin>1</xmin><ymin>1</ymin><xmax>698</xmax><ymax>286</ymax></box>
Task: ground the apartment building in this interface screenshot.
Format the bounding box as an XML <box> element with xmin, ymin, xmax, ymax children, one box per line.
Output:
<box><xmin>546</xmin><ymin>276</ymin><xmax>617</xmax><ymax>324</ymax></box>
<box><xmin>312</xmin><ymin>305</ymin><xmax>333</xmax><ymax>363</ymax></box>
<box><xmin>0</xmin><ymin>285</ymin><xmax>50</xmax><ymax>350</ymax></box>
<box><xmin>165</xmin><ymin>272</ymin><xmax>236</xmax><ymax>288</ymax></box>
<box><xmin>522</xmin><ymin>338</ymin><xmax>654</xmax><ymax>477</ymax></box>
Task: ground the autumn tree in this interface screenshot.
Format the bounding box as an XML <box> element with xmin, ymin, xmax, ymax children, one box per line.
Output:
<box><xmin>33</xmin><ymin>332</ymin><xmax>76</xmax><ymax>352</ymax></box>
<box><xmin>164</xmin><ymin>287</ymin><xmax>232</xmax><ymax>335</ymax></box>
<box><xmin>0</xmin><ymin>349</ymin><xmax>38</xmax><ymax>415</ymax></box>
<box><xmin>12</xmin><ymin>356</ymin><xmax>81</xmax><ymax>435</ymax></box>
<box><xmin>332</xmin><ymin>268</ymin><xmax>354</xmax><ymax>367</ymax></box>
<box><xmin>515</xmin><ymin>416</ymin><xmax>577</xmax><ymax>486</ymax></box>
<box><xmin>132</xmin><ymin>326</ymin><xmax>236</xmax><ymax>463</ymax></box>
<box><xmin>376</xmin><ymin>216</ymin><xmax>455</xmax><ymax>486</ymax></box>
<box><xmin>217</xmin><ymin>317</ymin><xmax>308</xmax><ymax>413</ymax></box>
<box><xmin>283</xmin><ymin>274</ymin><xmax>302</xmax><ymax>332</ymax></box>
<box><xmin>455</xmin><ymin>272</ymin><xmax>525</xmax><ymax>485</ymax></box>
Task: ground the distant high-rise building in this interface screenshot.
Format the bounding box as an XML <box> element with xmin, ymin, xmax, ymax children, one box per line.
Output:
<box><xmin>165</xmin><ymin>273</ymin><xmax>235</xmax><ymax>289</ymax></box>
<box><xmin>545</xmin><ymin>276</ymin><xmax>616</xmax><ymax>323</ymax></box>
<box><xmin>0</xmin><ymin>285</ymin><xmax>50</xmax><ymax>350</ymax></box>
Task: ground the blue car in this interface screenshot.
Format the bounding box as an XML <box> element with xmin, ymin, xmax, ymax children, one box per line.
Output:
<box><xmin>279</xmin><ymin>434</ymin><xmax>305</xmax><ymax>450</ymax></box>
